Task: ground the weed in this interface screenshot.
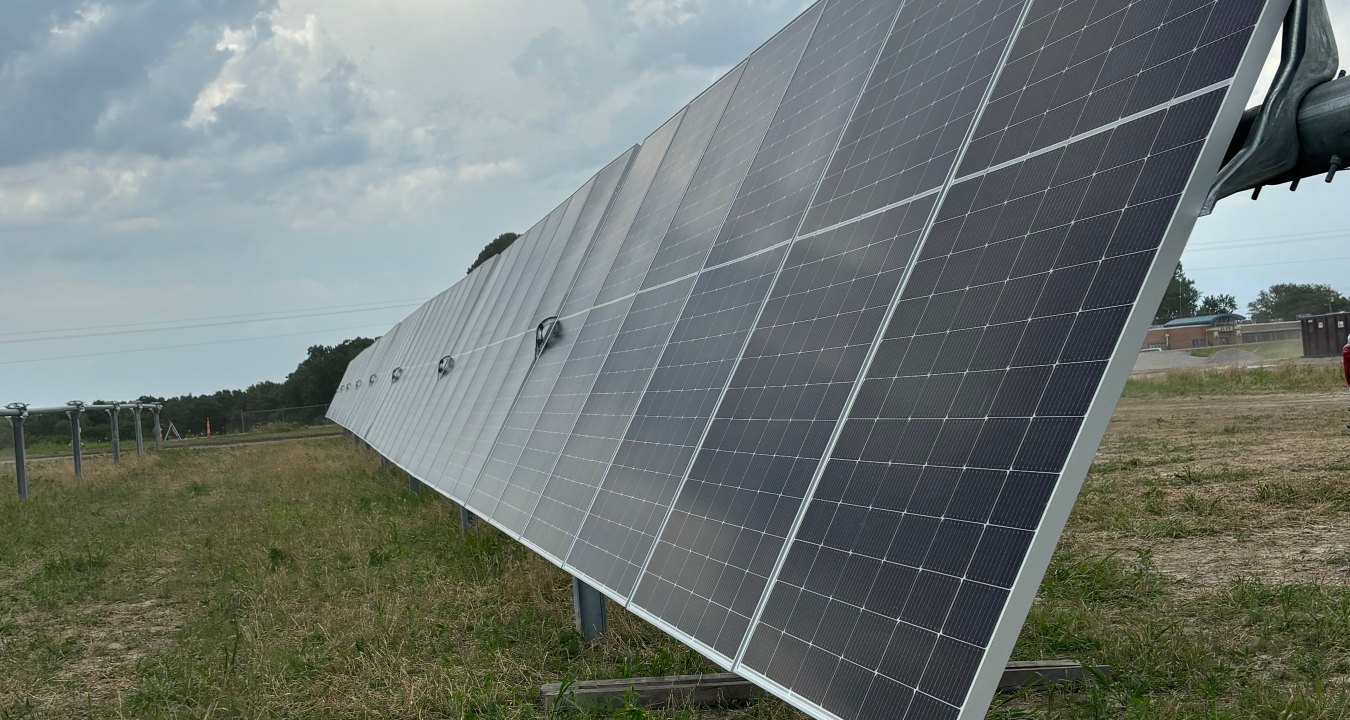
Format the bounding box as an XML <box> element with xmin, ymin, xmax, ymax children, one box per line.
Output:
<box><xmin>1124</xmin><ymin>362</ymin><xmax>1343</xmax><ymax>398</ymax></box>
<box><xmin>1171</xmin><ymin>466</ymin><xmax>1260</xmax><ymax>486</ymax></box>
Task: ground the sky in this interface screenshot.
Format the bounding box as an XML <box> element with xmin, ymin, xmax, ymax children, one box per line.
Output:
<box><xmin>1</xmin><ymin>1</ymin><xmax>1346</xmax><ymax>407</ymax></box>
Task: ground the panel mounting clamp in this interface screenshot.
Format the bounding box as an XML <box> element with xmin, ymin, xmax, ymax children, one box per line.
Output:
<box><xmin>1204</xmin><ymin>0</ymin><xmax>1341</xmax><ymax>213</ymax></box>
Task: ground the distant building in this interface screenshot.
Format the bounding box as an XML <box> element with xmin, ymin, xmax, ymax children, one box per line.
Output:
<box><xmin>1300</xmin><ymin>312</ymin><xmax>1350</xmax><ymax>358</ymax></box>
<box><xmin>1142</xmin><ymin>313</ymin><xmax>1244</xmax><ymax>350</ymax></box>
<box><xmin>1237</xmin><ymin>320</ymin><xmax>1301</xmax><ymax>344</ymax></box>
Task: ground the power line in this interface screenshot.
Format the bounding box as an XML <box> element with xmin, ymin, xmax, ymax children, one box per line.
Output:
<box><xmin>1187</xmin><ymin>226</ymin><xmax>1346</xmax><ymax>247</ymax></box>
<box><xmin>0</xmin><ymin>294</ymin><xmax>429</xmax><ymax>339</ymax></box>
<box><xmin>1186</xmin><ymin>232</ymin><xmax>1348</xmax><ymax>253</ymax></box>
<box><xmin>0</xmin><ymin>322</ymin><xmax>393</xmax><ymax>367</ymax></box>
<box><xmin>1186</xmin><ymin>254</ymin><xmax>1350</xmax><ymax>272</ymax></box>
<box><xmin>0</xmin><ymin>303</ymin><xmax>418</xmax><ymax>346</ymax></box>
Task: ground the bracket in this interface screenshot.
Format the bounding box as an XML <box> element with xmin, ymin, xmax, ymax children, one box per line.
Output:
<box><xmin>1204</xmin><ymin>0</ymin><xmax>1340</xmax><ymax>213</ymax></box>
<box><xmin>535</xmin><ymin>316</ymin><xmax>562</xmax><ymax>358</ymax></box>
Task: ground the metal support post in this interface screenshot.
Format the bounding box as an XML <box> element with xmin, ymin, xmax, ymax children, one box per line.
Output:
<box><xmin>572</xmin><ymin>577</ymin><xmax>607</xmax><ymax>640</ymax></box>
<box><xmin>151</xmin><ymin>408</ymin><xmax>162</xmax><ymax>451</ymax></box>
<box><xmin>67</xmin><ymin>407</ymin><xmax>83</xmax><ymax>476</ymax></box>
<box><xmin>9</xmin><ymin>415</ymin><xmax>27</xmax><ymax>501</ymax></box>
<box><xmin>132</xmin><ymin>406</ymin><xmax>145</xmax><ymax>457</ymax></box>
<box><xmin>459</xmin><ymin>505</ymin><xmax>477</xmax><ymax>537</ymax></box>
<box><xmin>408</xmin><ymin>472</ymin><xmax>422</xmax><ymax>494</ymax></box>
<box><xmin>107</xmin><ymin>408</ymin><xmax>121</xmax><ymax>464</ymax></box>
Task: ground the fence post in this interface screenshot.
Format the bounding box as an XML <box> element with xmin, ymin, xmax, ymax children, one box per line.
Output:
<box><xmin>133</xmin><ymin>405</ymin><xmax>145</xmax><ymax>457</ymax></box>
<box><xmin>7</xmin><ymin>412</ymin><xmax>27</xmax><ymax>501</ymax></box>
<box><xmin>151</xmin><ymin>407</ymin><xmax>162</xmax><ymax>451</ymax></box>
<box><xmin>108</xmin><ymin>407</ymin><xmax>121</xmax><ymax>464</ymax></box>
<box><xmin>66</xmin><ymin>403</ymin><xmax>84</xmax><ymax>477</ymax></box>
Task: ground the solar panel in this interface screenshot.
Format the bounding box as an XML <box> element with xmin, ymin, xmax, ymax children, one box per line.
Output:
<box><xmin>483</xmin><ymin>64</ymin><xmax>744</xmax><ymax>548</ymax></box>
<box><xmin>735</xmin><ymin>2</ymin><xmax>1285</xmax><ymax>719</ymax></box>
<box><xmin>440</xmin><ymin>196</ymin><xmax>596</xmax><ymax>496</ymax></box>
<box><xmin>454</xmin><ymin>175</ymin><xmax>610</xmax><ymax>491</ymax></box>
<box><xmin>325</xmin><ymin>1</ymin><xmax>1288</xmax><ymax>718</ymax></box>
<box><xmin>472</xmin><ymin>112</ymin><xmax>687</xmax><ymax>524</ymax></box>
<box><xmin>405</xmin><ymin>266</ymin><xmax>497</xmax><ymax>481</ymax></box>
<box><xmin>472</xmin><ymin>148</ymin><xmax>640</xmax><ymax>512</ymax></box>
<box><xmin>520</xmin><ymin>1</ymin><xmax>824</xmax><ymax>573</ymax></box>
<box><xmin>628</xmin><ymin>0</ymin><xmax>1027</xmax><ymax>665</ymax></box>
<box><xmin>391</xmin><ymin>277</ymin><xmax>485</xmax><ymax>476</ymax></box>
<box><xmin>577</xmin><ymin>0</ymin><xmax>909</xmax><ymax>625</ymax></box>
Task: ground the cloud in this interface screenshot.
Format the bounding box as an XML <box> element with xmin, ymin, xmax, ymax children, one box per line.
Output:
<box><xmin>456</xmin><ymin>159</ymin><xmax>524</xmax><ymax>184</ymax></box>
<box><xmin>0</xmin><ymin>0</ymin><xmax>821</xmax><ymax>404</ymax></box>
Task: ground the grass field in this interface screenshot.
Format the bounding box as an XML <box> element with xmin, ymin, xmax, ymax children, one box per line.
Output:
<box><xmin>0</xmin><ymin>424</ymin><xmax>342</xmax><ymax>464</ymax></box>
<box><xmin>1124</xmin><ymin>361</ymin><xmax>1344</xmax><ymax>398</ymax></box>
<box><xmin>2</xmin><ymin>380</ymin><xmax>1348</xmax><ymax>718</ymax></box>
<box><xmin>1187</xmin><ymin>339</ymin><xmax>1304</xmax><ymax>361</ymax></box>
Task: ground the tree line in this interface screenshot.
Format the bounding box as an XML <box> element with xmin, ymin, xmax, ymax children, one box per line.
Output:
<box><xmin>1157</xmin><ymin>265</ymin><xmax>1348</xmax><ymax>324</ymax></box>
<box><xmin>4</xmin><ymin>338</ymin><xmax>374</xmax><ymax>447</ymax></box>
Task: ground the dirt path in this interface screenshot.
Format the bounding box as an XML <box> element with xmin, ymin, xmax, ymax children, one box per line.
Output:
<box><xmin>1082</xmin><ymin>391</ymin><xmax>1350</xmax><ymax>594</ymax></box>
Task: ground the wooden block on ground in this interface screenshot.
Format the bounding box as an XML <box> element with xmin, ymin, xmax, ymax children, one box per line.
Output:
<box><xmin>540</xmin><ymin>661</ymin><xmax>1111</xmax><ymax>710</ymax></box>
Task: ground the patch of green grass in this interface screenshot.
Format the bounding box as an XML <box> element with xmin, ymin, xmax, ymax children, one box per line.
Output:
<box><xmin>4</xmin><ymin>409</ymin><xmax>1348</xmax><ymax>720</ymax></box>
<box><xmin>1171</xmin><ymin>466</ymin><xmax>1261</xmax><ymax>486</ymax></box>
<box><xmin>1188</xmin><ymin>339</ymin><xmax>1302</xmax><ymax>360</ymax></box>
<box><xmin>1252</xmin><ymin>480</ymin><xmax>1350</xmax><ymax>510</ymax></box>
<box><xmin>1124</xmin><ymin>362</ymin><xmax>1343</xmax><ymax>398</ymax></box>
<box><xmin>0</xmin><ymin>440</ymin><xmax>753</xmax><ymax>719</ymax></box>
<box><xmin>1000</xmin><ymin>553</ymin><xmax>1350</xmax><ymax>719</ymax></box>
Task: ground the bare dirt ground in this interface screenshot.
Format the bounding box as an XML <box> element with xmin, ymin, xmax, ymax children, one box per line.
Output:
<box><xmin>1078</xmin><ymin>391</ymin><xmax>1350</xmax><ymax>595</ymax></box>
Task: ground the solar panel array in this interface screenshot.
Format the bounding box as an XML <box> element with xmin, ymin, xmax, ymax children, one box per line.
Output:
<box><xmin>328</xmin><ymin>1</ymin><xmax>1284</xmax><ymax>717</ymax></box>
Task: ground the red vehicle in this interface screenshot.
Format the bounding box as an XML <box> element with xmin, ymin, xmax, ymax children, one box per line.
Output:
<box><xmin>1344</xmin><ymin>334</ymin><xmax>1350</xmax><ymax>387</ymax></box>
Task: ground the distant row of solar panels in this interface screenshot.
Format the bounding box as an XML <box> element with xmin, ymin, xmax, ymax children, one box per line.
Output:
<box><xmin>329</xmin><ymin>1</ymin><xmax>1284</xmax><ymax>718</ymax></box>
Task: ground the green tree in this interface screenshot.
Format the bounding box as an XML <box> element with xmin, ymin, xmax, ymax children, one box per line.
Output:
<box><xmin>1246</xmin><ymin>283</ymin><xmax>1350</xmax><ymax>321</ymax></box>
<box><xmin>1197</xmin><ymin>293</ymin><xmax>1237</xmax><ymax>316</ymax></box>
<box><xmin>281</xmin><ymin>338</ymin><xmax>376</xmax><ymax>409</ymax></box>
<box><xmin>468</xmin><ymin>232</ymin><xmax>520</xmax><ymax>274</ymax></box>
<box><xmin>1155</xmin><ymin>264</ymin><xmax>1200</xmax><ymax>324</ymax></box>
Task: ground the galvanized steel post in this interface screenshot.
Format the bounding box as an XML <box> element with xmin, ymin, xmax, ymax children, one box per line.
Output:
<box><xmin>572</xmin><ymin>577</ymin><xmax>607</xmax><ymax>641</ymax></box>
<box><xmin>107</xmin><ymin>407</ymin><xmax>121</xmax><ymax>464</ymax></box>
<box><xmin>66</xmin><ymin>402</ymin><xmax>84</xmax><ymax>477</ymax></box>
<box><xmin>459</xmin><ymin>505</ymin><xmax>476</xmax><ymax>537</ymax></box>
<box><xmin>151</xmin><ymin>407</ymin><xmax>162</xmax><ymax>451</ymax></box>
<box><xmin>132</xmin><ymin>405</ymin><xmax>145</xmax><ymax>457</ymax></box>
<box><xmin>5</xmin><ymin>405</ymin><xmax>28</xmax><ymax>501</ymax></box>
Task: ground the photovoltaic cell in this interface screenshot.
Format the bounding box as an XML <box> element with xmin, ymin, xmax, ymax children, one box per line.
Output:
<box><xmin>423</xmin><ymin>235</ymin><xmax>539</xmax><ymax>497</ymax></box>
<box><xmin>639</xmin><ymin>2</ymin><xmax>825</xmax><ymax>291</ymax></box>
<box><xmin>453</xmin><ymin>174</ymin><xmax>608</xmax><ymax>491</ymax></box>
<box><xmin>584</xmin><ymin>0</ymin><xmax>909</xmax><ymax>636</ymax></box>
<box><xmin>477</xmin><ymin>113</ymin><xmax>687</xmax><ymax>528</ymax></box>
<box><xmin>406</xmin><ymin>266</ymin><xmax>497</xmax><ymax>481</ymax></box>
<box><xmin>472</xmin><ymin>150</ymin><xmax>638</xmax><ymax>507</ymax></box>
<box><xmin>704</xmin><ymin>0</ymin><xmax>905</xmax><ymax>267</ymax></box>
<box><xmin>514</xmin><ymin>3</ymin><xmax>823</xmax><ymax>560</ymax></box>
<box><xmin>632</xmin><ymin>198</ymin><xmax>934</xmax><ymax>660</ymax></box>
<box><xmin>567</xmin><ymin>247</ymin><xmax>788</xmax><ymax>598</ymax></box>
<box><xmin>802</xmin><ymin>0</ymin><xmax>1027</xmax><ymax>233</ymax></box>
<box><xmin>486</xmin><ymin>66</ymin><xmax>742</xmax><ymax>544</ymax></box>
<box><xmin>442</xmin><ymin>193</ymin><xmax>596</xmax><ymax>497</ymax></box>
<box><xmin>738</xmin><ymin>2</ymin><xmax>1280</xmax><ymax>718</ymax></box>
<box><xmin>630</xmin><ymin>0</ymin><xmax>1030</xmax><ymax>665</ymax></box>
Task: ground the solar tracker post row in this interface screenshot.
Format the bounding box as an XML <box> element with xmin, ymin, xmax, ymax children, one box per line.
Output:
<box><xmin>326</xmin><ymin>2</ymin><xmax>1288</xmax><ymax>718</ymax></box>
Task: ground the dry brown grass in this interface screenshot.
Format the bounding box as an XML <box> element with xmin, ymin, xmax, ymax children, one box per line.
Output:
<box><xmin>3</xmin><ymin>392</ymin><xmax>1350</xmax><ymax>719</ymax></box>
